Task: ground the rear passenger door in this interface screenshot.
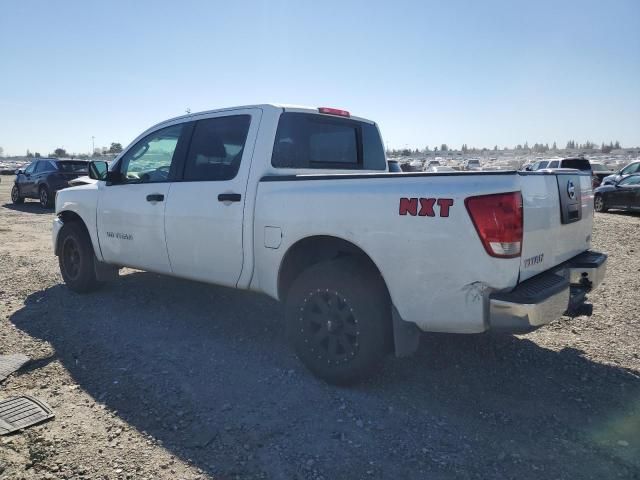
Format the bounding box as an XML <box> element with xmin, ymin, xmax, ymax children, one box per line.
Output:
<box><xmin>164</xmin><ymin>109</ymin><xmax>261</xmax><ymax>286</ymax></box>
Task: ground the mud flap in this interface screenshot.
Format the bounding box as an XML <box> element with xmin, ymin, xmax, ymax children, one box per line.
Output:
<box><xmin>392</xmin><ymin>305</ymin><xmax>421</xmax><ymax>357</ymax></box>
<box><xmin>94</xmin><ymin>257</ymin><xmax>119</xmax><ymax>281</ymax></box>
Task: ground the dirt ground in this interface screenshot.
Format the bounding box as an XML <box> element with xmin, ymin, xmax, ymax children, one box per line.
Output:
<box><xmin>0</xmin><ymin>178</ymin><xmax>638</xmax><ymax>480</ymax></box>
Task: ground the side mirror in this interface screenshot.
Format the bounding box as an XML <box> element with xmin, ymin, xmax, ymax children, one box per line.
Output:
<box><xmin>88</xmin><ymin>161</ymin><xmax>108</xmax><ymax>181</ymax></box>
<box><xmin>15</xmin><ymin>169</ymin><xmax>23</xmax><ymax>175</ymax></box>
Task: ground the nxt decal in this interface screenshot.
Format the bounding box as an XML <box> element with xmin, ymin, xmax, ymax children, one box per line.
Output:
<box><xmin>399</xmin><ymin>198</ymin><xmax>454</xmax><ymax>217</ymax></box>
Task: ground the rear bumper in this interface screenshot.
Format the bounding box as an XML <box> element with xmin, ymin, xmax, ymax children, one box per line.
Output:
<box><xmin>488</xmin><ymin>250</ymin><xmax>607</xmax><ymax>333</ymax></box>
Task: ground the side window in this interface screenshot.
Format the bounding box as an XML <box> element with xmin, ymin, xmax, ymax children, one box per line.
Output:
<box><xmin>118</xmin><ymin>124</ymin><xmax>183</xmax><ymax>184</ymax></box>
<box><xmin>271</xmin><ymin>113</ymin><xmax>386</xmax><ymax>170</ymax></box>
<box><xmin>38</xmin><ymin>161</ymin><xmax>56</xmax><ymax>172</ymax></box>
<box><xmin>24</xmin><ymin>162</ymin><xmax>37</xmax><ymax>174</ymax></box>
<box><xmin>538</xmin><ymin>161</ymin><xmax>549</xmax><ymax>169</ymax></box>
<box><xmin>548</xmin><ymin>160</ymin><xmax>559</xmax><ymax>168</ymax></box>
<box><xmin>183</xmin><ymin>115</ymin><xmax>251</xmax><ymax>181</ymax></box>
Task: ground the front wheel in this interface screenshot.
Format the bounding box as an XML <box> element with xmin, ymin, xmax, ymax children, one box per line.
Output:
<box><xmin>58</xmin><ymin>222</ymin><xmax>102</xmax><ymax>293</ymax></box>
<box><xmin>11</xmin><ymin>184</ymin><xmax>24</xmax><ymax>204</ymax></box>
<box><xmin>285</xmin><ymin>258</ymin><xmax>391</xmax><ymax>385</ymax></box>
<box><xmin>594</xmin><ymin>194</ymin><xmax>608</xmax><ymax>213</ymax></box>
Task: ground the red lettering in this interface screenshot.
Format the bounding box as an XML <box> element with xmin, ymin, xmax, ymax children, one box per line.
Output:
<box><xmin>399</xmin><ymin>198</ymin><xmax>418</xmax><ymax>216</ymax></box>
<box><xmin>418</xmin><ymin>198</ymin><xmax>436</xmax><ymax>217</ymax></box>
<box><xmin>437</xmin><ymin>198</ymin><xmax>454</xmax><ymax>217</ymax></box>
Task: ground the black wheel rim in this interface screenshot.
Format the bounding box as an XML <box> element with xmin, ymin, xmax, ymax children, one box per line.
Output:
<box><xmin>40</xmin><ymin>189</ymin><xmax>48</xmax><ymax>206</ymax></box>
<box><xmin>11</xmin><ymin>186</ymin><xmax>19</xmax><ymax>202</ymax></box>
<box><xmin>300</xmin><ymin>290</ymin><xmax>359</xmax><ymax>365</ymax></box>
<box><xmin>62</xmin><ymin>237</ymin><xmax>81</xmax><ymax>280</ymax></box>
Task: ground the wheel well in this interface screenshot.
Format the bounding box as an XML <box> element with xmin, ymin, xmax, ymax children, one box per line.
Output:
<box><xmin>277</xmin><ymin>236</ymin><xmax>388</xmax><ymax>302</ymax></box>
<box><xmin>55</xmin><ymin>211</ymin><xmax>89</xmax><ymax>256</ymax></box>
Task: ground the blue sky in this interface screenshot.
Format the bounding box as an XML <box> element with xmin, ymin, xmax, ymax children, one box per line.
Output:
<box><xmin>1</xmin><ymin>0</ymin><xmax>639</xmax><ymax>155</ymax></box>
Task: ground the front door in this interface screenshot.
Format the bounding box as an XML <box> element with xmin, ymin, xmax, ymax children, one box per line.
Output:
<box><xmin>164</xmin><ymin>109</ymin><xmax>261</xmax><ymax>286</ymax></box>
<box><xmin>19</xmin><ymin>161</ymin><xmax>38</xmax><ymax>196</ymax></box>
<box><xmin>97</xmin><ymin>123</ymin><xmax>186</xmax><ymax>273</ymax></box>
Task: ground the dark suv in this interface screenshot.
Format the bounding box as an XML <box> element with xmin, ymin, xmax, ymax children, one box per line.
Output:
<box><xmin>11</xmin><ymin>159</ymin><xmax>89</xmax><ymax>208</ymax></box>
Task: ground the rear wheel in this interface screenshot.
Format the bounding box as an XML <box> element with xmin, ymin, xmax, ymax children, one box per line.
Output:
<box><xmin>594</xmin><ymin>194</ymin><xmax>608</xmax><ymax>213</ymax></box>
<box><xmin>58</xmin><ymin>222</ymin><xmax>102</xmax><ymax>293</ymax></box>
<box><xmin>285</xmin><ymin>258</ymin><xmax>391</xmax><ymax>385</ymax></box>
<box><xmin>39</xmin><ymin>185</ymin><xmax>53</xmax><ymax>209</ymax></box>
<box><xmin>11</xmin><ymin>184</ymin><xmax>24</xmax><ymax>204</ymax></box>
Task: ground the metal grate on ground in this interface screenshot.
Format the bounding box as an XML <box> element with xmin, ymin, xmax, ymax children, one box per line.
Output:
<box><xmin>0</xmin><ymin>354</ymin><xmax>29</xmax><ymax>382</ymax></box>
<box><xmin>0</xmin><ymin>395</ymin><xmax>54</xmax><ymax>435</ymax></box>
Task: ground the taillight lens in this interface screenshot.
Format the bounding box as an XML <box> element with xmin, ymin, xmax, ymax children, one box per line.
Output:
<box><xmin>465</xmin><ymin>192</ymin><xmax>523</xmax><ymax>258</ymax></box>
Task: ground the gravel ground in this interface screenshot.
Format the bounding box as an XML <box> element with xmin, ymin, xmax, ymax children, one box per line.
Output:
<box><xmin>0</xmin><ymin>179</ymin><xmax>638</xmax><ymax>480</ymax></box>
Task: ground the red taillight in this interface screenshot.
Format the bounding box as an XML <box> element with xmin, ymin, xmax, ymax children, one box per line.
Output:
<box><xmin>318</xmin><ymin>107</ymin><xmax>350</xmax><ymax>117</ymax></box>
<box><xmin>465</xmin><ymin>192</ymin><xmax>523</xmax><ymax>258</ymax></box>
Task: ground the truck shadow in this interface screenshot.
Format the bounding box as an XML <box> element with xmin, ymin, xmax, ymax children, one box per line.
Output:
<box><xmin>2</xmin><ymin>202</ymin><xmax>54</xmax><ymax>215</ymax></box>
<box><xmin>10</xmin><ymin>272</ymin><xmax>640</xmax><ymax>479</ymax></box>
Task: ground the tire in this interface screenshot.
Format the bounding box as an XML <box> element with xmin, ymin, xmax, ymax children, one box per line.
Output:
<box><xmin>11</xmin><ymin>184</ymin><xmax>24</xmax><ymax>204</ymax></box>
<box><xmin>285</xmin><ymin>257</ymin><xmax>391</xmax><ymax>385</ymax></box>
<box><xmin>58</xmin><ymin>222</ymin><xmax>102</xmax><ymax>293</ymax></box>
<box><xmin>39</xmin><ymin>185</ymin><xmax>53</xmax><ymax>209</ymax></box>
<box><xmin>594</xmin><ymin>194</ymin><xmax>608</xmax><ymax>213</ymax></box>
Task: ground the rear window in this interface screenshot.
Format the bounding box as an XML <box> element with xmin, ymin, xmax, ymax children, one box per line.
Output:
<box><xmin>57</xmin><ymin>161</ymin><xmax>88</xmax><ymax>172</ymax></box>
<box><xmin>561</xmin><ymin>159</ymin><xmax>591</xmax><ymax>171</ymax></box>
<box><xmin>271</xmin><ymin>112</ymin><xmax>385</xmax><ymax>170</ymax></box>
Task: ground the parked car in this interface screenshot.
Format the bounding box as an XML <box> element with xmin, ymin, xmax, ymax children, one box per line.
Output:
<box><xmin>423</xmin><ymin>159</ymin><xmax>441</xmax><ymax>169</ymax></box>
<box><xmin>600</xmin><ymin>160</ymin><xmax>640</xmax><ymax>186</ymax></box>
<box><xmin>425</xmin><ymin>165</ymin><xmax>456</xmax><ymax>173</ymax></box>
<box><xmin>12</xmin><ymin>159</ymin><xmax>89</xmax><ymax>208</ymax></box>
<box><xmin>52</xmin><ymin>104</ymin><xmax>606</xmax><ymax>384</ymax></box>
<box><xmin>402</xmin><ymin>158</ymin><xmax>423</xmax><ymax>172</ymax></box>
<box><xmin>463</xmin><ymin>158</ymin><xmax>481</xmax><ymax>170</ymax></box>
<box><xmin>387</xmin><ymin>159</ymin><xmax>402</xmax><ymax>172</ymax></box>
<box><xmin>593</xmin><ymin>174</ymin><xmax>640</xmax><ymax>213</ymax></box>
<box><xmin>526</xmin><ymin>158</ymin><xmax>592</xmax><ymax>173</ymax></box>
<box><xmin>589</xmin><ymin>162</ymin><xmax>615</xmax><ymax>188</ymax></box>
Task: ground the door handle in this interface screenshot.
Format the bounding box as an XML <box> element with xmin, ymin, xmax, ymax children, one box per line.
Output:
<box><xmin>218</xmin><ymin>193</ymin><xmax>241</xmax><ymax>202</ymax></box>
<box><xmin>146</xmin><ymin>193</ymin><xmax>164</xmax><ymax>202</ymax></box>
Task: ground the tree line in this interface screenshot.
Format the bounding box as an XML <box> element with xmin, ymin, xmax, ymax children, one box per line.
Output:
<box><xmin>387</xmin><ymin>140</ymin><xmax>628</xmax><ymax>156</ymax></box>
<box><xmin>20</xmin><ymin>143</ymin><xmax>124</xmax><ymax>159</ymax></box>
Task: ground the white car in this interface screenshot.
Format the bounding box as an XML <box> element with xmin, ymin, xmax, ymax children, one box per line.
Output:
<box><xmin>425</xmin><ymin>165</ymin><xmax>456</xmax><ymax>173</ymax></box>
<box><xmin>52</xmin><ymin>104</ymin><xmax>607</xmax><ymax>384</ymax></box>
<box><xmin>463</xmin><ymin>159</ymin><xmax>481</xmax><ymax>170</ymax></box>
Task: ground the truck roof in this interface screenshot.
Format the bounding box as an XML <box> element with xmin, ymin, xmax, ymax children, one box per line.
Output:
<box><xmin>149</xmin><ymin>104</ymin><xmax>375</xmax><ymax>133</ymax></box>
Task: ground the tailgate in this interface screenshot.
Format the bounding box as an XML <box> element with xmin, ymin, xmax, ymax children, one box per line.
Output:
<box><xmin>517</xmin><ymin>171</ymin><xmax>593</xmax><ymax>281</ymax></box>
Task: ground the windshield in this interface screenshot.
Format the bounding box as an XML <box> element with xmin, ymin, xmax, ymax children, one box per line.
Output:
<box><xmin>57</xmin><ymin>161</ymin><xmax>88</xmax><ymax>172</ymax></box>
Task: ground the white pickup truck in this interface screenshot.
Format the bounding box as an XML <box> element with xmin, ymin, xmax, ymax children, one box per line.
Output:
<box><xmin>53</xmin><ymin>104</ymin><xmax>607</xmax><ymax>384</ymax></box>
